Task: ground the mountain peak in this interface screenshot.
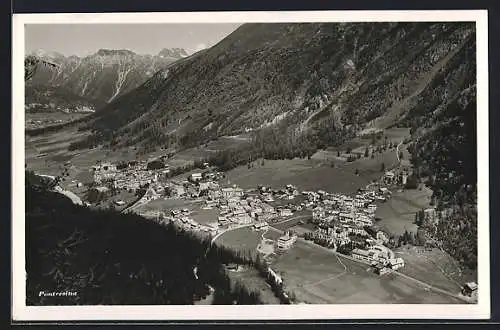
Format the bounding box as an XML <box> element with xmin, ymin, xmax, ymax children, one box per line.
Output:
<box><xmin>30</xmin><ymin>49</ymin><xmax>65</xmax><ymax>60</ymax></box>
<box><xmin>158</xmin><ymin>48</ymin><xmax>188</xmax><ymax>59</ymax></box>
<box><xmin>95</xmin><ymin>49</ymin><xmax>136</xmax><ymax>57</ymax></box>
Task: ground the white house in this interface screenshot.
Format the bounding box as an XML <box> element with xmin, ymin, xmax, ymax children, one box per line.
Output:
<box><xmin>312</xmin><ymin>207</ymin><xmax>326</xmax><ymax>220</ymax></box>
<box><xmin>352</xmin><ymin>249</ymin><xmax>371</xmax><ymax>262</ymax></box>
<box><xmin>384</xmin><ymin>171</ymin><xmax>395</xmax><ymax>183</ymax></box>
<box><xmin>376</xmin><ymin>231</ymin><xmax>389</xmax><ymax>244</ymax></box>
<box><xmin>280</xmin><ymin>208</ymin><xmax>293</xmax><ymax>217</ymax></box>
<box><xmin>253</xmin><ymin>222</ymin><xmax>269</xmax><ymax>231</ymax></box>
<box><xmin>388</xmin><ymin>257</ymin><xmax>405</xmax><ymax>270</ymax></box>
<box><xmin>277</xmin><ymin>232</ymin><xmax>297</xmax><ymax>250</ymax></box>
<box><xmin>190</xmin><ymin>173</ymin><xmax>203</xmax><ymax>182</ymax></box>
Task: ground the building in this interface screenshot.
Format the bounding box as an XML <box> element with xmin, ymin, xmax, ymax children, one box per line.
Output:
<box><xmin>376</xmin><ymin>231</ymin><xmax>389</xmax><ymax>244</ymax></box>
<box><xmin>374</xmin><ymin>264</ymin><xmax>390</xmax><ymax>275</ymax></box>
<box><xmin>277</xmin><ymin>232</ymin><xmax>297</xmax><ymax>250</ymax></box>
<box><xmin>352</xmin><ymin>248</ymin><xmax>371</xmax><ymax>262</ymax></box>
<box><xmin>189</xmin><ymin>173</ymin><xmax>203</xmax><ymax>182</ymax></box>
<box><xmin>253</xmin><ymin>222</ymin><xmax>269</xmax><ymax>231</ymax></box>
<box><xmin>312</xmin><ymin>207</ymin><xmax>326</xmax><ymax>220</ymax></box>
<box><xmin>461</xmin><ymin>282</ymin><xmax>478</xmax><ymax>298</ymax></box>
<box><xmin>384</xmin><ymin>171</ymin><xmax>395</xmax><ymax>184</ymax></box>
<box><xmin>280</xmin><ymin>208</ymin><xmax>293</xmax><ymax>217</ymax></box>
<box><xmin>250</xmin><ymin>207</ymin><xmax>263</xmax><ymax>218</ymax></box>
<box><xmin>370</xmin><ymin>245</ymin><xmax>393</xmax><ymax>259</ymax></box>
<box><xmin>235</xmin><ymin>214</ymin><xmax>253</xmax><ymax>225</ymax></box>
<box><xmin>198</xmin><ymin>182</ymin><xmax>210</xmax><ymax>191</ymax></box>
<box><xmin>401</xmin><ymin>172</ymin><xmax>408</xmax><ymax>185</ymax></box>
<box><xmin>388</xmin><ymin>257</ymin><xmax>405</xmax><ymax>270</ymax></box>
<box><xmin>92</xmin><ymin>162</ymin><xmax>118</xmax><ymax>183</ymax></box>
<box><xmin>353</xmin><ymin>198</ymin><xmax>365</xmax><ymax>207</ymax></box>
<box><xmin>221</xmin><ymin>187</ymin><xmax>236</xmax><ymax>199</ymax></box>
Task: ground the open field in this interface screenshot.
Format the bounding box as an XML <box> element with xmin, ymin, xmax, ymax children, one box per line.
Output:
<box><xmin>224</xmin><ymin>159</ymin><xmax>370</xmax><ymax>194</ymax></box>
<box><xmin>263</xmin><ymin>229</ymin><xmax>282</xmax><ymax>241</ymax></box>
<box><xmin>343</xmin><ymin>150</ymin><xmax>399</xmax><ymax>181</ymax></box>
<box><xmin>189</xmin><ymin>206</ymin><xmax>220</xmax><ymax>225</ymax></box>
<box><xmin>205</xmin><ymin>135</ymin><xmax>251</xmax><ymax>151</ymax></box>
<box><xmin>216</xmin><ymin>227</ymin><xmax>262</xmax><ymax>254</ymax></box>
<box><xmin>384</xmin><ymin>127</ymin><xmax>411</xmax><ymax>142</ymax></box>
<box><xmin>225</xmin><ymin>147</ymin><xmax>400</xmax><ymax>195</ymax></box>
<box><xmin>168</xmin><ymin>135</ymin><xmax>252</xmax><ymax>168</ymax></box>
<box><xmin>395</xmin><ymin>245</ymin><xmax>477</xmax><ymax>293</ymax></box>
<box><xmin>270</xmin><ymin>237</ymin><xmax>465</xmax><ymax>304</ymax></box>
<box><xmin>375</xmin><ymin>188</ymin><xmax>432</xmax><ymax>235</ymax></box>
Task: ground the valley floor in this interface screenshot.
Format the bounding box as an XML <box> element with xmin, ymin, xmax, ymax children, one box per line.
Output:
<box><xmin>24</xmin><ymin>126</ymin><xmax>476</xmax><ymax>305</ymax></box>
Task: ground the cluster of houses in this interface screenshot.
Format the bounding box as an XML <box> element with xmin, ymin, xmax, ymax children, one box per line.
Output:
<box><xmin>92</xmin><ymin>161</ymin><xmax>166</xmax><ymax>192</ymax></box>
<box><xmin>351</xmin><ymin>245</ymin><xmax>405</xmax><ymax>275</ymax></box>
<box><xmin>300</xmin><ymin>184</ymin><xmax>391</xmax><ymax>249</ymax></box>
<box><xmin>214</xmin><ymin>185</ymin><xmax>278</xmax><ymax>229</ymax></box>
<box><xmin>258</xmin><ymin>184</ymin><xmax>300</xmax><ymax>202</ymax></box>
<box><xmin>383</xmin><ymin>169</ymin><xmax>410</xmax><ymax>186</ymax></box>
<box><xmin>87</xmin><ymin>159</ymin><xmax>406</xmax><ymax>269</ymax></box>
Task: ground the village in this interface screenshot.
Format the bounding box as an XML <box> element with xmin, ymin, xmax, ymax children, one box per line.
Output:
<box><xmin>33</xmin><ymin>141</ymin><xmax>478</xmax><ymax>303</ymax></box>
<box><xmin>79</xmin><ymin>154</ymin><xmax>443</xmax><ymax>279</ymax></box>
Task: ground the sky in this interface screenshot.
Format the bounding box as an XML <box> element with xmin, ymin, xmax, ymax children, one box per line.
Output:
<box><xmin>25</xmin><ymin>23</ymin><xmax>242</xmax><ymax>56</ymax></box>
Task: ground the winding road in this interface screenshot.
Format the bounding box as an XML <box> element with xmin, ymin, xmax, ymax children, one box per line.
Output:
<box><xmin>396</xmin><ymin>140</ymin><xmax>403</xmax><ymax>162</ymax></box>
<box><xmin>54</xmin><ymin>185</ymin><xmax>83</xmax><ymax>205</ymax></box>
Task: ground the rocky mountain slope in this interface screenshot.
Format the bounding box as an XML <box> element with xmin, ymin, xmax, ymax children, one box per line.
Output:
<box><xmin>26</xmin><ymin>48</ymin><xmax>188</xmax><ymax>112</ymax></box>
<box><xmin>83</xmin><ymin>22</ymin><xmax>475</xmax><ymax>154</ymax></box>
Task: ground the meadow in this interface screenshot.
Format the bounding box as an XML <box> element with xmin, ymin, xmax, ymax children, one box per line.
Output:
<box><xmin>270</xmin><ymin>235</ymin><xmax>465</xmax><ymax>304</ymax></box>
<box><xmin>375</xmin><ymin>188</ymin><xmax>432</xmax><ymax>235</ymax></box>
<box><xmin>216</xmin><ymin>227</ymin><xmax>263</xmax><ymax>255</ymax></box>
<box><xmin>395</xmin><ymin>245</ymin><xmax>477</xmax><ymax>293</ymax></box>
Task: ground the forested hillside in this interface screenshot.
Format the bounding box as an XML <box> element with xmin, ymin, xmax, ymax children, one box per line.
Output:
<box><xmin>25</xmin><ymin>172</ymin><xmax>264</xmax><ymax>305</ymax></box>
<box><xmin>408</xmin><ymin>85</ymin><xmax>477</xmax><ymax>269</ymax></box>
<box><xmin>75</xmin><ymin>22</ymin><xmax>474</xmax><ymax>156</ymax></box>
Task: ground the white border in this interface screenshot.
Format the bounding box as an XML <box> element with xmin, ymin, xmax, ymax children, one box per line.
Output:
<box><xmin>12</xmin><ymin>10</ymin><xmax>490</xmax><ymax>321</ymax></box>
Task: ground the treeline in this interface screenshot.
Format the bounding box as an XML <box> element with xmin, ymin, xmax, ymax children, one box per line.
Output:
<box><xmin>420</xmin><ymin>205</ymin><xmax>477</xmax><ymax>270</ymax></box>
<box><xmin>67</xmin><ymin>109</ymin><xmax>354</xmax><ymax>175</ymax></box>
<box><xmin>254</xmin><ymin>255</ymin><xmax>294</xmax><ymax>304</ymax></box>
<box><xmin>68</xmin><ymin>133</ymin><xmax>103</xmax><ymax>151</ymax></box>
<box><xmin>25</xmin><ymin>172</ymin><xmax>265</xmax><ymax>305</ymax></box>
<box><xmin>202</xmin><ymin>119</ymin><xmax>355</xmax><ymax>172</ymax></box>
<box><xmin>407</xmin><ymin>87</ymin><xmax>477</xmax><ymax>270</ymax></box>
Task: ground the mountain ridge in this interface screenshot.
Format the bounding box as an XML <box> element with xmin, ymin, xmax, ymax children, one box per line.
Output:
<box><xmin>80</xmin><ymin>22</ymin><xmax>474</xmax><ymax>154</ymax></box>
<box><xmin>25</xmin><ymin>47</ymin><xmax>189</xmax><ymax>110</ymax></box>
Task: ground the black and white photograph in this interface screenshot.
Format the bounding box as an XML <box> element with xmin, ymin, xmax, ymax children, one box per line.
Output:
<box><xmin>12</xmin><ymin>10</ymin><xmax>490</xmax><ymax>321</ymax></box>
